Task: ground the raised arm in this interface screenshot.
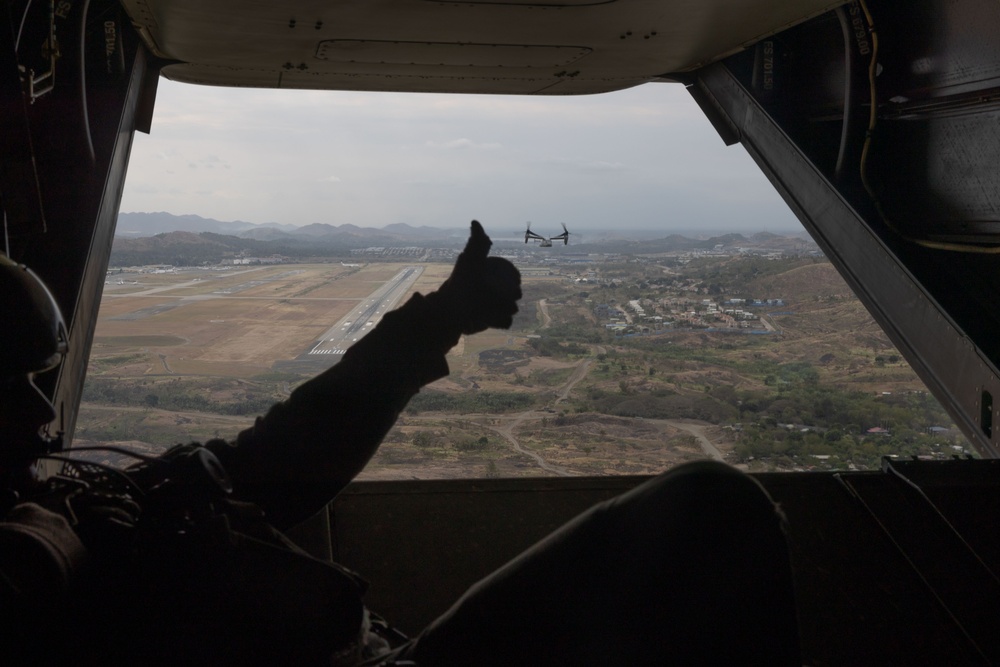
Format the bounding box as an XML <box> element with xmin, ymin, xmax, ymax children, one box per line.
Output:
<box><xmin>208</xmin><ymin>221</ymin><xmax>521</xmax><ymax>528</ymax></box>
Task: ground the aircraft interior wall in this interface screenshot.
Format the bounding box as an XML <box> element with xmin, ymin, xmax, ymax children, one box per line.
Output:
<box><xmin>688</xmin><ymin>0</ymin><xmax>1000</xmax><ymax>457</ymax></box>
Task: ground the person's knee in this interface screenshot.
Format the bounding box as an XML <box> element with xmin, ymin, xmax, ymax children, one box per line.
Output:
<box><xmin>660</xmin><ymin>459</ymin><xmax>760</xmax><ymax>484</ymax></box>
<box><xmin>609</xmin><ymin>460</ymin><xmax>783</xmax><ymax>534</ymax></box>
<box><xmin>639</xmin><ymin>459</ymin><xmax>770</xmax><ymax>502</ymax></box>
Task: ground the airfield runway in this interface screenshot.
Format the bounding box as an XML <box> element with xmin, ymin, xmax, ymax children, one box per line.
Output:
<box><xmin>302</xmin><ymin>266</ymin><xmax>423</xmax><ymax>359</ymax></box>
<box><xmin>97</xmin><ymin>263</ymin><xmax>432</xmax><ymax>376</ymax></box>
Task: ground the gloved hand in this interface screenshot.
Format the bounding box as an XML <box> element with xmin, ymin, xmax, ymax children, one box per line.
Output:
<box><xmin>435</xmin><ymin>220</ymin><xmax>522</xmax><ymax>334</ymax></box>
<box><xmin>65</xmin><ymin>489</ymin><xmax>140</xmax><ymax>554</ymax></box>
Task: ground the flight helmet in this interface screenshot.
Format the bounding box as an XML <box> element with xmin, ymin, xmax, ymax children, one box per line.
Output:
<box><xmin>0</xmin><ymin>255</ymin><xmax>67</xmax><ymax>376</ymax></box>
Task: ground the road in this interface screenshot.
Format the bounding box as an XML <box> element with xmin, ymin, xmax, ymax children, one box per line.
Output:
<box><xmin>444</xmin><ymin>352</ymin><xmax>726</xmax><ymax>476</ymax></box>
<box><xmin>554</xmin><ymin>359</ymin><xmax>591</xmax><ymax>405</ymax></box>
<box><xmin>538</xmin><ymin>299</ymin><xmax>553</xmax><ymax>328</ymax></box>
<box><xmin>667</xmin><ymin>420</ymin><xmax>726</xmax><ymax>461</ymax></box>
<box><xmin>490</xmin><ymin>348</ymin><xmax>726</xmax><ymax>472</ymax></box>
<box><xmin>489</xmin><ymin>411</ymin><xmax>576</xmax><ymax>477</ymax></box>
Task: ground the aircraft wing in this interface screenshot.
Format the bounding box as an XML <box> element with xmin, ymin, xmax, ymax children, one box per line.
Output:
<box><xmin>525</xmin><ymin>228</ymin><xmax>547</xmax><ymax>243</ymax></box>
<box><xmin>550</xmin><ymin>224</ymin><xmax>570</xmax><ymax>245</ymax></box>
<box><xmin>120</xmin><ymin>0</ymin><xmax>842</xmax><ymax>95</ymax></box>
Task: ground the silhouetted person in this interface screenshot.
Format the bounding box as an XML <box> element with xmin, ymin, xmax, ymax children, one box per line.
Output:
<box><xmin>0</xmin><ymin>222</ymin><xmax>799</xmax><ymax>665</ymax></box>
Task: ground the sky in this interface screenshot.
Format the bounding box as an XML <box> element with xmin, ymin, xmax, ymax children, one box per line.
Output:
<box><xmin>120</xmin><ymin>78</ymin><xmax>806</xmax><ymax>235</ymax></box>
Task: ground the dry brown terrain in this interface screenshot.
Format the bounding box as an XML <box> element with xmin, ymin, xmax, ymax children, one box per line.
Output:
<box><xmin>79</xmin><ymin>256</ymin><xmax>950</xmax><ymax>478</ymax></box>
<box><xmin>94</xmin><ymin>265</ymin><xmax>377</xmax><ymax>373</ymax></box>
<box><xmin>81</xmin><ymin>262</ymin><xmax>740</xmax><ymax>478</ymax></box>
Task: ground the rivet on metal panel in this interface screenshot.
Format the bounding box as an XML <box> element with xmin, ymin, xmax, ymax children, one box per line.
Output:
<box><xmin>982</xmin><ymin>390</ymin><xmax>994</xmax><ymax>438</ymax></box>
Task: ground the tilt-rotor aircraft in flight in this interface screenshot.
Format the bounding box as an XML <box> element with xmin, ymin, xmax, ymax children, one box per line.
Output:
<box><xmin>5</xmin><ymin>0</ymin><xmax>1000</xmax><ymax>662</ymax></box>
<box><xmin>525</xmin><ymin>222</ymin><xmax>570</xmax><ymax>247</ymax></box>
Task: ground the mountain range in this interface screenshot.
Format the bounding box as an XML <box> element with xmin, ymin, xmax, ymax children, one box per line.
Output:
<box><xmin>110</xmin><ymin>212</ymin><xmax>817</xmax><ymax>266</ymax></box>
<box><xmin>116</xmin><ymin>212</ymin><xmax>468</xmax><ymax>243</ymax></box>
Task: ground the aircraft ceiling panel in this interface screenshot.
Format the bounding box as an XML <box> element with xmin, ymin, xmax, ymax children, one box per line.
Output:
<box><xmin>314</xmin><ymin>41</ymin><xmax>592</xmax><ymax>68</ymax></box>
<box><xmin>433</xmin><ymin>0</ymin><xmax>613</xmax><ymax>5</ymax></box>
<box><xmin>176</xmin><ymin>66</ymin><xmax>610</xmax><ymax>95</ymax></box>
<box><xmin>120</xmin><ymin>0</ymin><xmax>845</xmax><ymax>93</ymax></box>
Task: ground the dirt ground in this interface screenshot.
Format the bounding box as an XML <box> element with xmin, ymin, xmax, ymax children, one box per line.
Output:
<box><xmin>82</xmin><ymin>258</ymin><xmax>937</xmax><ymax>481</ymax></box>
<box><xmin>93</xmin><ymin>264</ymin><xmax>447</xmax><ymax>376</ymax></box>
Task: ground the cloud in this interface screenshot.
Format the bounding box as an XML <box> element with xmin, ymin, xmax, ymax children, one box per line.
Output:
<box><xmin>119</xmin><ymin>77</ymin><xmax>806</xmax><ymax>233</ymax></box>
<box><xmin>200</xmin><ymin>155</ymin><xmax>227</xmax><ymax>169</ymax></box>
<box><xmin>533</xmin><ymin>156</ymin><xmax>628</xmax><ymax>172</ymax></box>
<box><xmin>426</xmin><ymin>138</ymin><xmax>502</xmax><ymax>150</ymax></box>
<box><xmin>181</xmin><ymin>155</ymin><xmax>232</xmax><ymax>170</ymax></box>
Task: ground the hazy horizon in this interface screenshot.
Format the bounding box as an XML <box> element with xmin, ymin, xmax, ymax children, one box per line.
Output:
<box><xmin>120</xmin><ymin>79</ymin><xmax>806</xmax><ymax>234</ymax></box>
<box><xmin>115</xmin><ymin>210</ymin><xmax>811</xmax><ymax>242</ymax></box>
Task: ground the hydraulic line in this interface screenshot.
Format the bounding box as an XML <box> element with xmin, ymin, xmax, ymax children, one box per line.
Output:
<box><xmin>834</xmin><ymin>5</ymin><xmax>857</xmax><ymax>181</ymax></box>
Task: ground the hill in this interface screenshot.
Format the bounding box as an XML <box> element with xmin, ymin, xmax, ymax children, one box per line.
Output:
<box><xmin>110</xmin><ymin>212</ymin><xmax>819</xmax><ymax>265</ymax></box>
<box><xmin>115</xmin><ymin>212</ymin><xmax>296</xmax><ymax>237</ymax></box>
<box><xmin>109</xmin><ymin>231</ymin><xmax>352</xmax><ymax>265</ymax></box>
<box><xmin>747</xmin><ymin>262</ymin><xmax>855</xmax><ymax>301</ymax></box>
<box><xmin>116</xmin><ymin>212</ymin><xmax>455</xmax><ymax>243</ymax></box>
